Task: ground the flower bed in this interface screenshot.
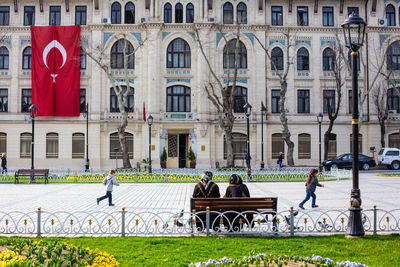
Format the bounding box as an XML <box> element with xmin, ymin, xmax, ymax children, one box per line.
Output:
<box><xmin>0</xmin><ymin>238</ymin><xmax>119</xmax><ymax>266</ymax></box>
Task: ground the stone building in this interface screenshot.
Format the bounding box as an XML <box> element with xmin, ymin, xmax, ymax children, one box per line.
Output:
<box><xmin>0</xmin><ymin>0</ymin><xmax>399</xmax><ymax>170</ymax></box>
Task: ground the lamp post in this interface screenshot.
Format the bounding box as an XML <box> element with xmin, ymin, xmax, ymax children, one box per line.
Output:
<box><xmin>82</xmin><ymin>103</ymin><xmax>89</xmax><ymax>172</ymax></box>
<box><xmin>317</xmin><ymin>113</ymin><xmax>323</xmax><ymax>173</ymax></box>
<box><xmin>244</xmin><ymin>102</ymin><xmax>252</xmax><ymax>182</ymax></box>
<box><xmin>28</xmin><ymin>104</ymin><xmax>38</xmax><ymax>171</ymax></box>
<box><xmin>147</xmin><ymin>114</ymin><xmax>153</xmax><ymax>173</ymax></box>
<box><xmin>341</xmin><ymin>12</ymin><xmax>367</xmax><ymax>237</ymax></box>
<box><xmin>114</xmin><ymin>146</ymin><xmax>119</xmax><ymax>169</ymax></box>
<box><xmin>261</xmin><ymin>102</ymin><xmax>267</xmax><ymax>170</ymax></box>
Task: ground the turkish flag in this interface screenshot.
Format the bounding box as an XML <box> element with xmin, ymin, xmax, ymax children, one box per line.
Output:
<box><xmin>31</xmin><ymin>26</ymin><xmax>80</xmax><ymax>116</ymax></box>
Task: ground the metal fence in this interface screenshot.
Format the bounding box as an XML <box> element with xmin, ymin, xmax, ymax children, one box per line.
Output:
<box><xmin>0</xmin><ymin>206</ymin><xmax>398</xmax><ymax>237</ymax></box>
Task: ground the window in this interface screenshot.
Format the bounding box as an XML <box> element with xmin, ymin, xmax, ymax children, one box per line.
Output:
<box><xmin>164</xmin><ymin>3</ymin><xmax>172</xmax><ymax>23</ymax></box>
<box><xmin>350</xmin><ymin>134</ymin><xmax>363</xmax><ymax>153</ymax></box>
<box><xmin>387</xmin><ymin>41</ymin><xmax>400</xmax><ymax>70</ymax></box>
<box><xmin>347</xmin><ymin>7</ymin><xmax>359</xmax><ymax>16</ymax></box>
<box><xmin>387</xmin><ymin>88</ymin><xmax>400</xmax><ymax>113</ymax></box>
<box><xmin>322</xmin><ymin>7</ymin><xmax>334</xmax><ymax>26</ymax></box>
<box><xmin>323</xmin><ymin>47</ymin><xmax>335</xmax><ymax>71</ymax></box>
<box><xmin>327</xmin><ymin>133</ymin><xmax>337</xmax><ymax>159</ymax></box>
<box><xmin>24</xmin><ymin>6</ymin><xmax>35</xmax><ymax>26</ymax></box>
<box><xmin>111</xmin><ymin>2</ymin><xmax>121</xmax><ymax>24</ymax></box>
<box><xmin>271</xmin><ymin>47</ymin><xmax>283</xmax><ymax>70</ymax></box>
<box><xmin>223</xmin><ymin>39</ymin><xmax>247</xmax><ymax>69</ymax></box>
<box><xmin>167</xmin><ymin>38</ymin><xmax>191</xmax><ymax>68</ymax></box>
<box><xmin>223</xmin><ymin>2</ymin><xmax>234</xmax><ymax>24</ymax></box>
<box><xmin>271</xmin><ymin>90</ymin><xmax>280</xmax><ymax>113</ymax></box>
<box><xmin>80</xmin><ymin>89</ymin><xmax>86</xmax><ymax>113</ymax></box>
<box><xmin>224</xmin><ymin>133</ymin><xmax>247</xmax><ymax>159</ymax></box>
<box><xmin>297</xmin><ymin>90</ymin><xmax>310</xmax><ymax>113</ymax></box>
<box><xmin>389</xmin><ymin>133</ymin><xmax>400</xmax><ymax>148</ymax></box>
<box><xmin>75</xmin><ymin>6</ymin><xmax>87</xmax><ymax>25</ymax></box>
<box><xmin>297</xmin><ymin>47</ymin><xmax>309</xmax><ymax>70</ymax></box>
<box><xmin>0</xmin><ymin>133</ymin><xmax>5</xmax><ymax>155</ymax></box>
<box><xmin>22</xmin><ymin>47</ymin><xmax>31</xmax><ymax>69</ymax></box>
<box><xmin>80</xmin><ymin>47</ymin><xmax>86</xmax><ymax>69</ymax></box>
<box><xmin>49</xmin><ymin>6</ymin><xmax>61</xmax><ymax>25</ymax></box>
<box><xmin>323</xmin><ymin>90</ymin><xmax>335</xmax><ymax>114</ymax></box>
<box><xmin>20</xmin><ymin>133</ymin><xmax>31</xmax><ymax>158</ymax></box>
<box><xmin>349</xmin><ymin>90</ymin><xmax>352</xmax><ymax>113</ymax></box>
<box><xmin>271</xmin><ymin>6</ymin><xmax>283</xmax><ymax>26</ymax></box>
<box><xmin>386</xmin><ymin>4</ymin><xmax>396</xmax><ymax>26</ymax></box>
<box><xmin>237</xmin><ymin>2</ymin><xmax>247</xmax><ymax>24</ymax></box>
<box><xmin>186</xmin><ymin>3</ymin><xmax>194</xmax><ymax>23</ymax></box>
<box><xmin>110</xmin><ymin>87</ymin><xmax>134</xmax><ymax>112</ymax></box>
<box><xmin>0</xmin><ymin>6</ymin><xmax>9</xmax><ymax>26</ymax></box>
<box><xmin>232</xmin><ymin>86</ymin><xmax>247</xmax><ymax>113</ymax></box>
<box><xmin>272</xmin><ymin>133</ymin><xmax>285</xmax><ymax>158</ymax></box>
<box><xmin>386</xmin><ymin>150</ymin><xmax>400</xmax><ymax>156</ymax></box>
<box><xmin>21</xmin><ymin>89</ymin><xmax>31</xmax><ymax>113</ymax></box>
<box><xmin>46</xmin><ymin>133</ymin><xmax>59</xmax><ymax>158</ymax></box>
<box><xmin>297</xmin><ymin>6</ymin><xmax>308</xmax><ymax>26</ymax></box>
<box><xmin>72</xmin><ymin>133</ymin><xmax>85</xmax><ymax>158</ymax></box>
<box><xmin>298</xmin><ymin>133</ymin><xmax>311</xmax><ymax>159</ymax></box>
<box><xmin>348</xmin><ymin>50</ymin><xmax>360</xmax><ymax>71</ymax></box>
<box><xmin>0</xmin><ymin>47</ymin><xmax>9</xmax><ymax>69</ymax></box>
<box><xmin>110</xmin><ymin>39</ymin><xmax>134</xmax><ymax>69</ymax></box>
<box><xmin>175</xmin><ymin>3</ymin><xmax>183</xmax><ymax>23</ymax></box>
<box><xmin>166</xmin><ymin>85</ymin><xmax>191</xmax><ymax>112</ymax></box>
<box><xmin>110</xmin><ymin>132</ymin><xmax>133</xmax><ymax>159</ymax></box>
<box><xmin>0</xmin><ymin>89</ymin><xmax>7</xmax><ymax>112</ymax></box>
<box><xmin>125</xmin><ymin>2</ymin><xmax>135</xmax><ymax>24</ymax></box>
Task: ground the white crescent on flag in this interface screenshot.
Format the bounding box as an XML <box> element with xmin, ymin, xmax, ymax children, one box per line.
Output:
<box><xmin>42</xmin><ymin>40</ymin><xmax>67</xmax><ymax>69</ymax></box>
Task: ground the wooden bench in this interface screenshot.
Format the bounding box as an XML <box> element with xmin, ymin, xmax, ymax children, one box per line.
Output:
<box><xmin>15</xmin><ymin>169</ymin><xmax>49</xmax><ymax>184</ymax></box>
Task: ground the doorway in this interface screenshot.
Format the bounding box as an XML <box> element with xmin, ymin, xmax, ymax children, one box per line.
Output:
<box><xmin>179</xmin><ymin>134</ymin><xmax>188</xmax><ymax>168</ymax></box>
<box><xmin>166</xmin><ymin>133</ymin><xmax>188</xmax><ymax>168</ymax></box>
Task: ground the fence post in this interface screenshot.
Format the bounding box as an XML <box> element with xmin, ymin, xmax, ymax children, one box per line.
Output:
<box><xmin>206</xmin><ymin>206</ymin><xmax>210</xmax><ymax>237</ymax></box>
<box><xmin>37</xmin><ymin>207</ymin><xmax>41</xmax><ymax>237</ymax></box>
<box><xmin>373</xmin><ymin>205</ymin><xmax>377</xmax><ymax>235</ymax></box>
<box><xmin>121</xmin><ymin>207</ymin><xmax>126</xmax><ymax>237</ymax></box>
<box><xmin>290</xmin><ymin>206</ymin><xmax>294</xmax><ymax>236</ymax></box>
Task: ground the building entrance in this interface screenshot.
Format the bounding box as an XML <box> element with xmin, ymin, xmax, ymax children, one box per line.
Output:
<box><xmin>166</xmin><ymin>133</ymin><xmax>188</xmax><ymax>168</ymax></box>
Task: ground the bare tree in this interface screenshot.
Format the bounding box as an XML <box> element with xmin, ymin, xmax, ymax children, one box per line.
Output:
<box><xmin>372</xmin><ymin>83</ymin><xmax>388</xmax><ymax>148</ymax></box>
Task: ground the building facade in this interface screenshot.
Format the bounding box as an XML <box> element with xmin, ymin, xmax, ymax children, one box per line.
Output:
<box><xmin>0</xmin><ymin>0</ymin><xmax>399</xmax><ymax>170</ymax></box>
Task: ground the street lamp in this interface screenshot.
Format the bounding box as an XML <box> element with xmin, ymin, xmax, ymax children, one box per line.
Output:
<box><xmin>243</xmin><ymin>102</ymin><xmax>252</xmax><ymax>182</ymax></box>
<box><xmin>341</xmin><ymin>12</ymin><xmax>367</xmax><ymax>237</ymax></box>
<box><xmin>82</xmin><ymin>103</ymin><xmax>89</xmax><ymax>172</ymax></box>
<box><xmin>28</xmin><ymin>104</ymin><xmax>38</xmax><ymax>171</ymax></box>
<box><xmin>147</xmin><ymin>114</ymin><xmax>153</xmax><ymax>174</ymax></box>
<box><xmin>317</xmin><ymin>113</ymin><xmax>323</xmax><ymax>173</ymax></box>
<box><xmin>114</xmin><ymin>146</ymin><xmax>119</xmax><ymax>169</ymax></box>
<box><xmin>261</xmin><ymin>102</ymin><xmax>267</xmax><ymax>170</ymax></box>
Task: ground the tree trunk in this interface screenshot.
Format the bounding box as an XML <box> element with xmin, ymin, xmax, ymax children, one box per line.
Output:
<box><xmin>116</xmin><ymin>91</ymin><xmax>132</xmax><ymax>169</ymax></box>
<box><xmin>323</xmin><ymin>120</ymin><xmax>334</xmax><ymax>161</ymax></box>
<box><xmin>224</xmin><ymin>129</ymin><xmax>234</xmax><ymax>167</ymax></box>
<box><xmin>279</xmin><ymin>81</ymin><xmax>295</xmax><ymax>166</ymax></box>
<box><xmin>380</xmin><ymin>121</ymin><xmax>386</xmax><ymax>148</ymax></box>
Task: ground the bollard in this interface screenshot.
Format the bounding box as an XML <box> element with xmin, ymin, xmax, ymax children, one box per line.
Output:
<box><xmin>121</xmin><ymin>207</ymin><xmax>126</xmax><ymax>237</ymax></box>
<box><xmin>206</xmin><ymin>206</ymin><xmax>210</xmax><ymax>237</ymax></box>
<box><xmin>290</xmin><ymin>207</ymin><xmax>294</xmax><ymax>236</ymax></box>
<box><xmin>373</xmin><ymin>205</ymin><xmax>377</xmax><ymax>235</ymax></box>
<box><xmin>37</xmin><ymin>207</ymin><xmax>41</xmax><ymax>237</ymax></box>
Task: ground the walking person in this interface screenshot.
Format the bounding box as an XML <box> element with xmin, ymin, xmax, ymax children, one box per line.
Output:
<box><xmin>277</xmin><ymin>152</ymin><xmax>283</xmax><ymax>171</ymax></box>
<box><xmin>97</xmin><ymin>170</ymin><xmax>119</xmax><ymax>206</ymax></box>
<box><xmin>1</xmin><ymin>153</ymin><xmax>7</xmax><ymax>175</ymax></box>
<box><xmin>299</xmin><ymin>169</ymin><xmax>324</xmax><ymax>209</ymax></box>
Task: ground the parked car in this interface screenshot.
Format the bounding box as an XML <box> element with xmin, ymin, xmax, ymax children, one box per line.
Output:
<box><xmin>322</xmin><ymin>153</ymin><xmax>376</xmax><ymax>171</ymax></box>
<box><xmin>377</xmin><ymin>148</ymin><xmax>400</xmax><ymax>170</ymax></box>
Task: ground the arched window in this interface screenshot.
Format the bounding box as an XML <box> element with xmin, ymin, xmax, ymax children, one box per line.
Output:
<box><xmin>110</xmin><ymin>132</ymin><xmax>133</xmax><ymax>159</ymax></box>
<box><xmin>271</xmin><ymin>47</ymin><xmax>283</xmax><ymax>70</ymax></box>
<box><xmin>125</xmin><ymin>2</ymin><xmax>135</xmax><ymax>24</ymax></box>
<box><xmin>20</xmin><ymin>132</ymin><xmax>31</xmax><ymax>158</ymax></box>
<box><xmin>272</xmin><ymin>133</ymin><xmax>285</xmax><ymax>158</ymax></box>
<box><xmin>46</xmin><ymin>133</ymin><xmax>59</xmax><ymax>158</ymax></box>
<box><xmin>0</xmin><ymin>47</ymin><xmax>9</xmax><ymax>69</ymax></box>
<box><xmin>166</xmin><ymin>85</ymin><xmax>191</xmax><ymax>112</ymax></box>
<box><xmin>387</xmin><ymin>41</ymin><xmax>400</xmax><ymax>70</ymax></box>
<box><xmin>297</xmin><ymin>47</ymin><xmax>309</xmax><ymax>70</ymax></box>
<box><xmin>186</xmin><ymin>3</ymin><xmax>194</xmax><ymax>23</ymax></box>
<box><xmin>386</xmin><ymin>4</ymin><xmax>395</xmax><ymax>26</ymax></box>
<box><xmin>111</xmin><ymin>2</ymin><xmax>121</xmax><ymax>24</ymax></box>
<box><xmin>0</xmin><ymin>132</ymin><xmax>6</xmax><ymax>155</ymax></box>
<box><xmin>322</xmin><ymin>47</ymin><xmax>335</xmax><ymax>71</ymax></box>
<box><xmin>223</xmin><ymin>2</ymin><xmax>233</xmax><ymax>24</ymax></box>
<box><xmin>80</xmin><ymin>47</ymin><xmax>86</xmax><ymax>69</ymax></box>
<box><xmin>22</xmin><ymin>46</ymin><xmax>31</xmax><ymax>69</ymax></box>
<box><xmin>72</xmin><ymin>133</ymin><xmax>85</xmax><ymax>158</ymax></box>
<box><xmin>164</xmin><ymin>3</ymin><xmax>172</xmax><ymax>23</ymax></box>
<box><xmin>224</xmin><ymin>133</ymin><xmax>247</xmax><ymax>159</ymax></box>
<box><xmin>350</xmin><ymin>134</ymin><xmax>363</xmax><ymax>153</ymax></box>
<box><xmin>389</xmin><ymin>133</ymin><xmax>400</xmax><ymax>148</ymax></box>
<box><xmin>175</xmin><ymin>3</ymin><xmax>183</xmax><ymax>23</ymax></box>
<box><xmin>231</xmin><ymin>86</ymin><xmax>247</xmax><ymax>113</ymax></box>
<box><xmin>223</xmin><ymin>39</ymin><xmax>247</xmax><ymax>69</ymax></box>
<box><xmin>237</xmin><ymin>2</ymin><xmax>247</xmax><ymax>24</ymax></box>
<box><xmin>167</xmin><ymin>38</ymin><xmax>191</xmax><ymax>68</ymax></box>
<box><xmin>298</xmin><ymin>133</ymin><xmax>311</xmax><ymax>159</ymax></box>
<box><xmin>387</xmin><ymin>88</ymin><xmax>400</xmax><ymax>113</ymax></box>
<box><xmin>110</xmin><ymin>86</ymin><xmax>134</xmax><ymax>112</ymax></box>
<box><xmin>327</xmin><ymin>133</ymin><xmax>337</xmax><ymax>159</ymax></box>
<box><xmin>110</xmin><ymin>39</ymin><xmax>134</xmax><ymax>69</ymax></box>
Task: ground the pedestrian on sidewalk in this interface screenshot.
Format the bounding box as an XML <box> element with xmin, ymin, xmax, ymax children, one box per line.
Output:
<box><xmin>1</xmin><ymin>153</ymin><xmax>7</xmax><ymax>175</ymax></box>
<box><xmin>97</xmin><ymin>169</ymin><xmax>119</xmax><ymax>206</ymax></box>
<box><xmin>299</xmin><ymin>168</ymin><xmax>324</xmax><ymax>209</ymax></box>
<box><xmin>277</xmin><ymin>152</ymin><xmax>283</xmax><ymax>171</ymax></box>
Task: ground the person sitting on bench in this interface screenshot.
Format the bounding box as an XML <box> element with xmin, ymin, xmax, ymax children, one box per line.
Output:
<box><xmin>192</xmin><ymin>170</ymin><xmax>220</xmax><ymax>198</ymax></box>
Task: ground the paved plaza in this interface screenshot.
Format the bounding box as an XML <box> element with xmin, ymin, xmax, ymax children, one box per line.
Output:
<box><xmin>0</xmin><ymin>172</ymin><xmax>398</xmax><ymax>213</ymax></box>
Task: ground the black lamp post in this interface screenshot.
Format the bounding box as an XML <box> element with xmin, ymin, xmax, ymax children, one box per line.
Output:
<box><xmin>114</xmin><ymin>146</ymin><xmax>119</xmax><ymax>169</ymax></box>
<box><xmin>244</xmin><ymin>102</ymin><xmax>252</xmax><ymax>182</ymax></box>
<box><xmin>82</xmin><ymin>103</ymin><xmax>89</xmax><ymax>172</ymax></box>
<box><xmin>317</xmin><ymin>113</ymin><xmax>323</xmax><ymax>173</ymax></box>
<box><xmin>29</xmin><ymin>104</ymin><xmax>38</xmax><ymax>171</ymax></box>
<box><xmin>341</xmin><ymin>12</ymin><xmax>367</xmax><ymax>237</ymax></box>
<box><xmin>261</xmin><ymin>102</ymin><xmax>267</xmax><ymax>170</ymax></box>
<box><xmin>147</xmin><ymin>114</ymin><xmax>153</xmax><ymax>174</ymax></box>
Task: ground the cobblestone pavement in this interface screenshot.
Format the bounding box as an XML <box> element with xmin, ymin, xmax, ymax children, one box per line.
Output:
<box><xmin>0</xmin><ymin>173</ymin><xmax>398</xmax><ymax>213</ymax></box>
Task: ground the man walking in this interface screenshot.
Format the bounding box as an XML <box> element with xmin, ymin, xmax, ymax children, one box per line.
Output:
<box><xmin>97</xmin><ymin>170</ymin><xmax>119</xmax><ymax>206</ymax></box>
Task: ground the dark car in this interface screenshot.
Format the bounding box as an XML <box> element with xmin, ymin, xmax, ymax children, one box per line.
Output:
<box><xmin>322</xmin><ymin>153</ymin><xmax>376</xmax><ymax>171</ymax></box>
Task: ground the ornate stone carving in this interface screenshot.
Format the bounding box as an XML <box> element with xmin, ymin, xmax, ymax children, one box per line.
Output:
<box><xmin>200</xmin><ymin>125</ymin><xmax>208</xmax><ymax>137</ymax></box>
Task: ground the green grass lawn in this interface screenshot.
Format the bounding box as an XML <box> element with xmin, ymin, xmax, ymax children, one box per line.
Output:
<box><xmin>13</xmin><ymin>234</ymin><xmax>396</xmax><ymax>266</ymax></box>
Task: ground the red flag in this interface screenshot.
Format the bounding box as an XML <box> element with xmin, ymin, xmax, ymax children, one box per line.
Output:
<box><xmin>143</xmin><ymin>102</ymin><xmax>146</xmax><ymax>122</ymax></box>
<box><xmin>31</xmin><ymin>26</ymin><xmax>80</xmax><ymax>116</ymax></box>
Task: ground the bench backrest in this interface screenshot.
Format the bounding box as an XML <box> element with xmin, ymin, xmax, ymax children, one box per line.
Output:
<box><xmin>16</xmin><ymin>169</ymin><xmax>49</xmax><ymax>176</ymax></box>
<box><xmin>191</xmin><ymin>197</ymin><xmax>277</xmax><ymax>212</ymax></box>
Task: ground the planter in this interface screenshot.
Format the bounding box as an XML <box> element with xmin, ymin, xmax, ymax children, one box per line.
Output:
<box><xmin>160</xmin><ymin>162</ymin><xmax>167</xmax><ymax>169</ymax></box>
<box><xmin>190</xmin><ymin>161</ymin><xmax>196</xmax><ymax>168</ymax></box>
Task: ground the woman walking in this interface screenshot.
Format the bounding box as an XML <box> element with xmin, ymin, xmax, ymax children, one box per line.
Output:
<box><xmin>299</xmin><ymin>169</ymin><xmax>324</xmax><ymax>209</ymax></box>
<box><xmin>1</xmin><ymin>153</ymin><xmax>7</xmax><ymax>175</ymax></box>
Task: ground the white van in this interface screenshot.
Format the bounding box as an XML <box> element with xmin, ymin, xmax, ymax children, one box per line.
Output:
<box><xmin>377</xmin><ymin>148</ymin><xmax>400</xmax><ymax>170</ymax></box>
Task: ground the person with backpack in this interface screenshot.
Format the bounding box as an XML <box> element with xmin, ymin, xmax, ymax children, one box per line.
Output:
<box><xmin>97</xmin><ymin>169</ymin><xmax>119</xmax><ymax>206</ymax></box>
<box><xmin>299</xmin><ymin>168</ymin><xmax>324</xmax><ymax>209</ymax></box>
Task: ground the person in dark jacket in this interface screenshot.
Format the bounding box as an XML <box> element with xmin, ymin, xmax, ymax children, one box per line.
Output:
<box><xmin>192</xmin><ymin>170</ymin><xmax>220</xmax><ymax>198</ymax></box>
<box><xmin>1</xmin><ymin>153</ymin><xmax>7</xmax><ymax>175</ymax></box>
<box><xmin>277</xmin><ymin>152</ymin><xmax>283</xmax><ymax>170</ymax></box>
<box><xmin>299</xmin><ymin>169</ymin><xmax>324</xmax><ymax>209</ymax></box>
